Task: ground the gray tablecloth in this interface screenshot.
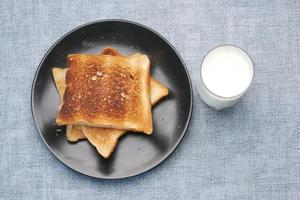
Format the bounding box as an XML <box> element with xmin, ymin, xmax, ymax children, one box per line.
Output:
<box><xmin>1</xmin><ymin>0</ymin><xmax>300</xmax><ymax>199</ymax></box>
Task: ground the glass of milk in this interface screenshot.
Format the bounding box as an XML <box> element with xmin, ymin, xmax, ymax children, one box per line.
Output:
<box><xmin>197</xmin><ymin>45</ymin><xmax>254</xmax><ymax>110</ymax></box>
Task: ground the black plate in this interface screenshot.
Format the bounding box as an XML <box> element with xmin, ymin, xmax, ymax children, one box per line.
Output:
<box><xmin>31</xmin><ymin>20</ymin><xmax>193</xmax><ymax>179</ymax></box>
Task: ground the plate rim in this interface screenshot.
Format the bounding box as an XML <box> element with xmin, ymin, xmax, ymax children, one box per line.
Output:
<box><xmin>31</xmin><ymin>19</ymin><xmax>193</xmax><ymax>180</ymax></box>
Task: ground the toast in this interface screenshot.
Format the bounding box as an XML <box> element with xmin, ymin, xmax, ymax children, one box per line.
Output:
<box><xmin>53</xmin><ymin>48</ymin><xmax>168</xmax><ymax>158</ymax></box>
<box><xmin>53</xmin><ymin>67</ymin><xmax>168</xmax><ymax>157</ymax></box>
<box><xmin>56</xmin><ymin>53</ymin><xmax>153</xmax><ymax>134</ymax></box>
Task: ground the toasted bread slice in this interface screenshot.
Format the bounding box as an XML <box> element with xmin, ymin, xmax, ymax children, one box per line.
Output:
<box><xmin>52</xmin><ymin>48</ymin><xmax>124</xmax><ymax>142</ymax></box>
<box><xmin>53</xmin><ymin>67</ymin><xmax>168</xmax><ymax>156</ymax></box>
<box><xmin>56</xmin><ymin>53</ymin><xmax>153</xmax><ymax>134</ymax></box>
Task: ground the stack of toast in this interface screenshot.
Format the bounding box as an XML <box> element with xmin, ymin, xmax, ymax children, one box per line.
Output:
<box><xmin>52</xmin><ymin>47</ymin><xmax>168</xmax><ymax>158</ymax></box>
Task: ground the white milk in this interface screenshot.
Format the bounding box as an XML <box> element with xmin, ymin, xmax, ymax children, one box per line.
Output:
<box><xmin>197</xmin><ymin>45</ymin><xmax>254</xmax><ymax>110</ymax></box>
